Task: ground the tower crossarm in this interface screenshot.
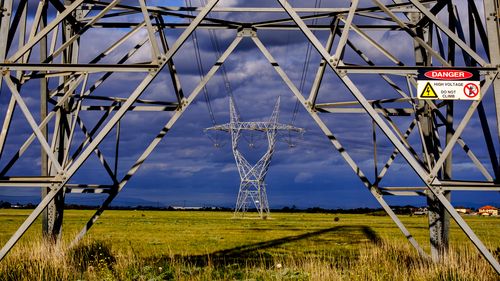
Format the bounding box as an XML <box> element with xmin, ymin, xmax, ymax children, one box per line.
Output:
<box><xmin>205</xmin><ymin>121</ymin><xmax>304</xmax><ymax>133</ymax></box>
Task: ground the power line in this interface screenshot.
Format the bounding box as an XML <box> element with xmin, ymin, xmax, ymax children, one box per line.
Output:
<box><xmin>186</xmin><ymin>0</ymin><xmax>217</xmax><ymax>126</ymax></box>
<box><xmin>292</xmin><ymin>0</ymin><xmax>322</xmax><ymax>125</ymax></box>
<box><xmin>200</xmin><ymin>0</ymin><xmax>241</xmax><ymax>117</ymax></box>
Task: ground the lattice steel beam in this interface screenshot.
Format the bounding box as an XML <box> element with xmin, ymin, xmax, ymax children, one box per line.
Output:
<box><xmin>0</xmin><ymin>0</ymin><xmax>498</xmax><ymax>274</ymax></box>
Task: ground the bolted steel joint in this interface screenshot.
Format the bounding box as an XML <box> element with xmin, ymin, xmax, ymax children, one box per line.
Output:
<box><xmin>49</xmin><ymin>183</ymin><xmax>56</xmax><ymax>190</ymax></box>
<box><xmin>238</xmin><ymin>27</ymin><xmax>257</xmax><ymax>37</ymax></box>
<box><xmin>54</xmin><ymin>171</ymin><xmax>67</xmax><ymax>181</ymax></box>
<box><xmin>433</xmin><ymin>186</ymin><xmax>444</xmax><ymax>195</ymax></box>
<box><xmin>329</xmin><ymin>56</ymin><xmax>339</xmax><ymax>64</ymax></box>
<box><xmin>304</xmin><ymin>100</ymin><xmax>315</xmax><ymax>112</ymax></box>
<box><xmin>178</xmin><ymin>98</ymin><xmax>189</xmax><ymax>110</ymax></box>
<box><xmin>1</xmin><ymin>9</ymin><xmax>11</xmax><ymax>17</ymax></box>
<box><xmin>425</xmin><ymin>177</ymin><xmax>433</xmax><ymax>184</ymax></box>
<box><xmin>160</xmin><ymin>55</ymin><xmax>168</xmax><ymax>62</ymax></box>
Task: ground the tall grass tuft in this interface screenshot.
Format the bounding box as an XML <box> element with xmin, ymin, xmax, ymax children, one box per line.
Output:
<box><xmin>0</xmin><ymin>240</ymin><xmax>71</xmax><ymax>281</ymax></box>
<box><xmin>0</xmin><ymin>238</ymin><xmax>498</xmax><ymax>280</ymax></box>
<box><xmin>68</xmin><ymin>240</ymin><xmax>115</xmax><ymax>272</ymax></box>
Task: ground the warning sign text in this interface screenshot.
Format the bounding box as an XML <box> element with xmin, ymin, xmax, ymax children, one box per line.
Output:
<box><xmin>417</xmin><ymin>69</ymin><xmax>480</xmax><ymax>100</ymax></box>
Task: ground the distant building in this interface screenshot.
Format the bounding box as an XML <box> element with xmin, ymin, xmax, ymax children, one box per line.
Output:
<box><xmin>171</xmin><ymin>206</ymin><xmax>203</xmax><ymax>210</ymax></box>
<box><xmin>478</xmin><ymin>205</ymin><xmax>498</xmax><ymax>216</ymax></box>
<box><xmin>413</xmin><ymin>207</ymin><xmax>428</xmax><ymax>215</ymax></box>
<box><xmin>455</xmin><ymin>207</ymin><xmax>473</xmax><ymax>214</ymax></box>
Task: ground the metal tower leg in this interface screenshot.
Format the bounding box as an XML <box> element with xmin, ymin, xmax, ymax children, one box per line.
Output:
<box><xmin>234</xmin><ymin>182</ymin><xmax>246</xmax><ymax>215</ymax></box>
<box><xmin>260</xmin><ymin>183</ymin><xmax>270</xmax><ymax>218</ymax></box>
<box><xmin>420</xmin><ymin>101</ymin><xmax>450</xmax><ymax>259</ymax></box>
<box><xmin>484</xmin><ymin>0</ymin><xmax>500</xmax><ymax>168</ymax></box>
<box><xmin>42</xmin><ymin>0</ymin><xmax>83</xmax><ymax>242</ymax></box>
<box><xmin>427</xmin><ymin>192</ymin><xmax>449</xmax><ymax>259</ymax></box>
<box><xmin>409</xmin><ymin>4</ymin><xmax>451</xmax><ymax>260</ymax></box>
<box><xmin>40</xmin><ymin>0</ymin><xmax>52</xmax><ymax>241</ymax></box>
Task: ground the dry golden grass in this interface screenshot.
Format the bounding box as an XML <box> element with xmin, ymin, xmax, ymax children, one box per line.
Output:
<box><xmin>0</xmin><ymin>238</ymin><xmax>498</xmax><ymax>280</ymax></box>
<box><xmin>0</xmin><ymin>211</ymin><xmax>498</xmax><ymax>280</ymax></box>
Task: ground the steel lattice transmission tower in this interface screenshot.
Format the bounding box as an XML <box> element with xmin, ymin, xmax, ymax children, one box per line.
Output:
<box><xmin>206</xmin><ymin>97</ymin><xmax>304</xmax><ymax>218</ymax></box>
<box><xmin>0</xmin><ymin>0</ymin><xmax>499</xmax><ymax>274</ymax></box>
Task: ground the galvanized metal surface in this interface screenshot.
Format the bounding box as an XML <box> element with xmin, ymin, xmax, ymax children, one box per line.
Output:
<box><xmin>0</xmin><ymin>0</ymin><xmax>498</xmax><ymax>274</ymax></box>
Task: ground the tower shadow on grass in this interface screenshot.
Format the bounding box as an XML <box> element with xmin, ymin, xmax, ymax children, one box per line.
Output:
<box><xmin>145</xmin><ymin>225</ymin><xmax>384</xmax><ymax>268</ymax></box>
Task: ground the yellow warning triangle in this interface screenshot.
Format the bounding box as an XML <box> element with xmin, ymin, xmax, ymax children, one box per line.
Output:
<box><xmin>420</xmin><ymin>82</ymin><xmax>438</xmax><ymax>98</ymax></box>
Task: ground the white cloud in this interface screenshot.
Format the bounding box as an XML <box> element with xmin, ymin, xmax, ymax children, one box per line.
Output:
<box><xmin>221</xmin><ymin>163</ymin><xmax>237</xmax><ymax>172</ymax></box>
<box><xmin>294</xmin><ymin>171</ymin><xmax>313</xmax><ymax>183</ymax></box>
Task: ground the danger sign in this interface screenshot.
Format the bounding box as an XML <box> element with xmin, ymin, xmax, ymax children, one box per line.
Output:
<box><xmin>417</xmin><ymin>69</ymin><xmax>480</xmax><ymax>100</ymax></box>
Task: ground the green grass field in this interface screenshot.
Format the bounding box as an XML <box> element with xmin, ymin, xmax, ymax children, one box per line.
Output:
<box><xmin>0</xmin><ymin>210</ymin><xmax>499</xmax><ymax>280</ymax></box>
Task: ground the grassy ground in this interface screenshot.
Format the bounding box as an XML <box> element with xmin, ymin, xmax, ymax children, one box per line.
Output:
<box><xmin>0</xmin><ymin>210</ymin><xmax>499</xmax><ymax>280</ymax></box>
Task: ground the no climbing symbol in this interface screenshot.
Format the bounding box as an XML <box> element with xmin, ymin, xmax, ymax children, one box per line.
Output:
<box><xmin>420</xmin><ymin>82</ymin><xmax>438</xmax><ymax>99</ymax></box>
<box><xmin>464</xmin><ymin>83</ymin><xmax>479</xmax><ymax>98</ymax></box>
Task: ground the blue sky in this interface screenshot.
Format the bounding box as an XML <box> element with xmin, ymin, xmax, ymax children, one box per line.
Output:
<box><xmin>0</xmin><ymin>0</ymin><xmax>498</xmax><ymax>209</ymax></box>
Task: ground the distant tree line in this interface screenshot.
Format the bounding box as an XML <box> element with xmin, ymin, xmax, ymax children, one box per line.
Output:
<box><xmin>0</xmin><ymin>201</ymin><xmax>464</xmax><ymax>215</ymax></box>
<box><xmin>0</xmin><ymin>201</ymin><xmax>36</xmax><ymax>209</ymax></box>
<box><xmin>0</xmin><ymin>201</ymin><xmax>11</xmax><ymax>208</ymax></box>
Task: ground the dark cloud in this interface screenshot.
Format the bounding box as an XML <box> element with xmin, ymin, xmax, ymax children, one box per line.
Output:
<box><xmin>0</xmin><ymin>0</ymin><xmax>498</xmax><ymax>209</ymax></box>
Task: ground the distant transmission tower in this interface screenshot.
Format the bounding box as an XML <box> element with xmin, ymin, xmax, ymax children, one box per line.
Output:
<box><xmin>206</xmin><ymin>97</ymin><xmax>303</xmax><ymax>218</ymax></box>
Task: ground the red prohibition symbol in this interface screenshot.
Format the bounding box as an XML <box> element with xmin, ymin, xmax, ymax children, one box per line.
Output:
<box><xmin>463</xmin><ymin>83</ymin><xmax>479</xmax><ymax>98</ymax></box>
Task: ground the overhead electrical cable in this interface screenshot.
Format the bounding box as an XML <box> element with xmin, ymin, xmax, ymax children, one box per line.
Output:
<box><xmin>200</xmin><ymin>0</ymin><xmax>241</xmax><ymax>117</ymax></box>
<box><xmin>291</xmin><ymin>0</ymin><xmax>322</xmax><ymax>125</ymax></box>
<box><xmin>185</xmin><ymin>0</ymin><xmax>217</xmax><ymax>126</ymax></box>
